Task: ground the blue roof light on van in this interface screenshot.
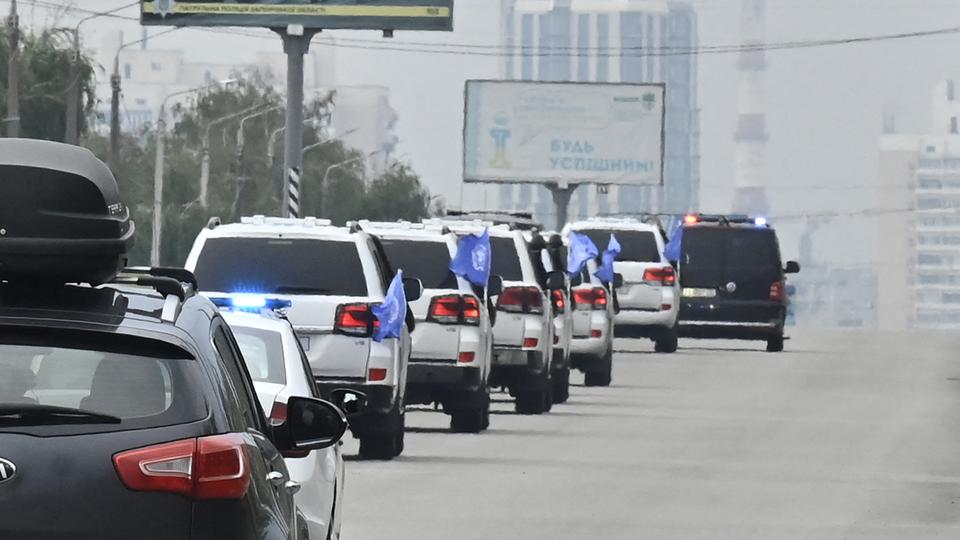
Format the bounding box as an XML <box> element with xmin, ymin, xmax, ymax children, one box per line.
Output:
<box><xmin>754</xmin><ymin>217</ymin><xmax>768</xmax><ymax>227</ymax></box>
<box><xmin>211</xmin><ymin>295</ymin><xmax>292</xmax><ymax>312</ymax></box>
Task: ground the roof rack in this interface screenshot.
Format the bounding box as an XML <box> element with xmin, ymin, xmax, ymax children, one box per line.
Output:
<box><xmin>440</xmin><ymin>210</ymin><xmax>543</xmax><ymax>231</ymax></box>
<box><xmin>240</xmin><ymin>215</ymin><xmax>334</xmax><ymax>228</ymax></box>
<box><xmin>109</xmin><ymin>267</ymin><xmax>198</xmax><ymax>323</ymax></box>
<box><xmin>353</xmin><ymin>220</ymin><xmax>452</xmax><ymax>235</ymax></box>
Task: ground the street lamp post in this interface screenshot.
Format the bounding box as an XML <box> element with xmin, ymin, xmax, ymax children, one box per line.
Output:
<box><xmin>320</xmin><ymin>151</ymin><xmax>381</xmax><ymax>219</ymax></box>
<box><xmin>151</xmin><ymin>79</ymin><xmax>233</xmax><ymax>266</ymax></box>
<box><xmin>198</xmin><ymin>103</ymin><xmax>272</xmax><ymax>209</ymax></box>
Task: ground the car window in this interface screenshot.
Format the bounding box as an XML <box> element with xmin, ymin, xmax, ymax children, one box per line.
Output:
<box><xmin>212</xmin><ymin>325</ymin><xmax>264</xmax><ymax>432</ymax></box>
<box><xmin>579</xmin><ymin>229</ymin><xmax>660</xmax><ymax>263</ymax></box>
<box><xmin>680</xmin><ymin>227</ymin><xmax>781</xmax><ymax>284</ymax></box>
<box><xmin>0</xmin><ymin>329</ymin><xmax>206</xmax><ymax>435</ymax></box>
<box><xmin>380</xmin><ymin>238</ymin><xmax>458</xmax><ymax>289</ymax></box>
<box><xmin>490</xmin><ymin>236</ymin><xmax>524</xmax><ymax>281</ymax></box>
<box><xmin>230</xmin><ymin>325</ymin><xmax>286</xmax><ymax>385</ymax></box>
<box><xmin>194</xmin><ymin>237</ymin><xmax>368</xmax><ymax>296</ymax></box>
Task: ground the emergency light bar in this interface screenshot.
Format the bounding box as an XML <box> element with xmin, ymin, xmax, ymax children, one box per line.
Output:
<box><xmin>211</xmin><ymin>295</ymin><xmax>293</xmax><ymax>312</ymax></box>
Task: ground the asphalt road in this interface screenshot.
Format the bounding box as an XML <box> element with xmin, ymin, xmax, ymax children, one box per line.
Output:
<box><xmin>340</xmin><ymin>330</ymin><xmax>960</xmax><ymax>539</ymax></box>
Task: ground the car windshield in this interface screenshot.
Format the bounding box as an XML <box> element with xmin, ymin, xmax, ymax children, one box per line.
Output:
<box><xmin>379</xmin><ymin>238</ymin><xmax>458</xmax><ymax>289</ymax></box>
<box><xmin>229</xmin><ymin>325</ymin><xmax>286</xmax><ymax>385</ymax></box>
<box><xmin>490</xmin><ymin>236</ymin><xmax>524</xmax><ymax>281</ymax></box>
<box><xmin>0</xmin><ymin>330</ymin><xmax>206</xmax><ymax>435</ymax></box>
<box><xmin>578</xmin><ymin>229</ymin><xmax>661</xmax><ymax>263</ymax></box>
<box><xmin>193</xmin><ymin>237</ymin><xmax>368</xmax><ymax>296</ymax></box>
<box><xmin>681</xmin><ymin>227</ymin><xmax>781</xmax><ymax>284</ymax></box>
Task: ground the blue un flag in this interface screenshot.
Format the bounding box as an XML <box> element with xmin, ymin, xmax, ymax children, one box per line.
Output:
<box><xmin>449</xmin><ymin>229</ymin><xmax>491</xmax><ymax>287</ymax></box>
<box><xmin>596</xmin><ymin>234</ymin><xmax>621</xmax><ymax>283</ymax></box>
<box><xmin>664</xmin><ymin>223</ymin><xmax>684</xmax><ymax>263</ymax></box>
<box><xmin>372</xmin><ymin>270</ymin><xmax>407</xmax><ymax>342</ymax></box>
<box><xmin>567</xmin><ymin>232</ymin><xmax>599</xmax><ymax>276</ymax></box>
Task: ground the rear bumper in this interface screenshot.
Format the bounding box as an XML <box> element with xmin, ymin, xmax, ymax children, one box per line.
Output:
<box><xmin>570</xmin><ymin>335</ymin><xmax>609</xmax><ymax>357</ymax></box>
<box><xmin>314</xmin><ymin>380</ymin><xmax>396</xmax><ymax>415</ymax></box>
<box><xmin>407</xmin><ymin>362</ymin><xmax>482</xmax><ymax>391</ymax></box>
<box><xmin>679</xmin><ymin>299</ymin><xmax>784</xmax><ymax>340</ymax></box>
<box><xmin>615</xmin><ymin>307</ymin><xmax>677</xmax><ymax>327</ymax></box>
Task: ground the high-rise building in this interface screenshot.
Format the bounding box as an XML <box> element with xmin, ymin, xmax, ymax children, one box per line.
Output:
<box><xmin>496</xmin><ymin>0</ymin><xmax>700</xmax><ymax>223</ymax></box>
<box><xmin>878</xmin><ymin>80</ymin><xmax>960</xmax><ymax>329</ymax></box>
<box><xmin>731</xmin><ymin>0</ymin><xmax>770</xmax><ymax>216</ymax></box>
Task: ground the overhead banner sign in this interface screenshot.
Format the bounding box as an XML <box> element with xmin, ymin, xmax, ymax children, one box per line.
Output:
<box><xmin>463</xmin><ymin>80</ymin><xmax>665</xmax><ymax>186</ymax></box>
<box><xmin>141</xmin><ymin>0</ymin><xmax>453</xmax><ymax>31</ymax></box>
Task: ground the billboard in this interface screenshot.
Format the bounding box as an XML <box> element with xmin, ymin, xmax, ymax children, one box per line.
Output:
<box><xmin>141</xmin><ymin>1</ymin><xmax>453</xmax><ymax>31</ymax></box>
<box><xmin>463</xmin><ymin>80</ymin><xmax>665</xmax><ymax>186</ymax></box>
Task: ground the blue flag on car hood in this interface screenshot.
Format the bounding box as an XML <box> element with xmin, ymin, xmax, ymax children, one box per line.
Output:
<box><xmin>449</xmin><ymin>228</ymin><xmax>491</xmax><ymax>287</ymax></box>
<box><xmin>664</xmin><ymin>223</ymin><xmax>684</xmax><ymax>263</ymax></box>
<box><xmin>596</xmin><ymin>234</ymin><xmax>621</xmax><ymax>283</ymax></box>
<box><xmin>372</xmin><ymin>270</ymin><xmax>407</xmax><ymax>342</ymax></box>
<box><xmin>567</xmin><ymin>232</ymin><xmax>600</xmax><ymax>276</ymax></box>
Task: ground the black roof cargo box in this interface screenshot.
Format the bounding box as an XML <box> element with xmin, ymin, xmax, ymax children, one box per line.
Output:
<box><xmin>0</xmin><ymin>139</ymin><xmax>134</xmax><ymax>284</ymax></box>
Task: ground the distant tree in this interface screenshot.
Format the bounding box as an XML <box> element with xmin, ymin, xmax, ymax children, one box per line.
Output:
<box><xmin>0</xmin><ymin>27</ymin><xmax>96</xmax><ymax>141</ymax></box>
<box><xmin>361</xmin><ymin>163</ymin><xmax>432</xmax><ymax>222</ymax></box>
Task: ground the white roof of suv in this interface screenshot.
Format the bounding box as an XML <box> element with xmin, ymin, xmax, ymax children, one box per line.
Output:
<box><xmin>565</xmin><ymin>217</ymin><xmax>662</xmax><ymax>235</ymax></box>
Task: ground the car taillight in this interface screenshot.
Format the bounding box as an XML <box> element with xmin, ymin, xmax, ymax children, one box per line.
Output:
<box><xmin>458</xmin><ymin>351</ymin><xmax>475</xmax><ymax>364</ymax></box>
<box><xmin>523</xmin><ymin>337</ymin><xmax>539</xmax><ymax>349</ymax></box>
<box><xmin>571</xmin><ymin>288</ymin><xmax>607</xmax><ymax>310</ymax></box>
<box><xmin>643</xmin><ymin>266</ymin><xmax>676</xmax><ymax>286</ymax></box>
<box><xmin>268</xmin><ymin>401</ymin><xmax>287</xmax><ymax>426</ymax></box>
<box><xmin>551</xmin><ymin>290</ymin><xmax>566</xmax><ymax>313</ymax></box>
<box><xmin>114</xmin><ymin>434</ymin><xmax>251</xmax><ymax>500</ymax></box>
<box><xmin>590</xmin><ymin>329</ymin><xmax>602</xmax><ymax>338</ymax></box>
<box><xmin>428</xmin><ymin>295</ymin><xmax>481</xmax><ymax>326</ymax></box>
<box><xmin>368</xmin><ymin>368</ymin><xmax>388</xmax><ymax>382</ymax></box>
<box><xmin>334</xmin><ymin>303</ymin><xmax>378</xmax><ymax>337</ymax></box>
<box><xmin>497</xmin><ymin>286</ymin><xmax>544</xmax><ymax>314</ymax></box>
<box><xmin>770</xmin><ymin>281</ymin><xmax>784</xmax><ymax>301</ymax></box>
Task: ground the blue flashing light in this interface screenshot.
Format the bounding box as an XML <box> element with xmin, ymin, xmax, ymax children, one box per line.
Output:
<box><xmin>754</xmin><ymin>217</ymin><xmax>768</xmax><ymax>227</ymax></box>
<box><xmin>210</xmin><ymin>295</ymin><xmax>292</xmax><ymax>312</ymax></box>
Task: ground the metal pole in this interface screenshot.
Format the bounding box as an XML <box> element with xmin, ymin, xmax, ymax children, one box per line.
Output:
<box><xmin>320</xmin><ymin>154</ymin><xmax>368</xmax><ymax>219</ymax></box>
<box><xmin>280</xmin><ymin>29</ymin><xmax>318</xmax><ymax>219</ymax></box>
<box><xmin>5</xmin><ymin>0</ymin><xmax>19</xmax><ymax>138</ymax></box>
<box><xmin>109</xmin><ymin>56</ymin><xmax>121</xmax><ymax>171</ymax></box>
<box><xmin>199</xmin><ymin>103</ymin><xmax>269</xmax><ymax>209</ymax></box>
<box><xmin>548</xmin><ymin>183</ymin><xmax>577</xmax><ymax>231</ymax></box>
<box><xmin>151</xmin><ymin>105</ymin><xmax>166</xmax><ymax>267</ymax></box>
<box><xmin>64</xmin><ymin>29</ymin><xmax>80</xmax><ymax>144</ymax></box>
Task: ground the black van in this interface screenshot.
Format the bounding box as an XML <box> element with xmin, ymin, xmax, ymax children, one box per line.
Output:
<box><xmin>676</xmin><ymin>215</ymin><xmax>800</xmax><ymax>352</ymax></box>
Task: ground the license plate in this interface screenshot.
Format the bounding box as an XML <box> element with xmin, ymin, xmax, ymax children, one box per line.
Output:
<box><xmin>682</xmin><ymin>288</ymin><xmax>716</xmax><ymax>298</ymax></box>
<box><xmin>298</xmin><ymin>336</ymin><xmax>311</xmax><ymax>351</ymax></box>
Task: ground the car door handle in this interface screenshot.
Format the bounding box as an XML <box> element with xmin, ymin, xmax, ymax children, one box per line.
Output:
<box><xmin>266</xmin><ymin>471</ymin><xmax>285</xmax><ymax>487</ymax></box>
<box><xmin>285</xmin><ymin>481</ymin><xmax>301</xmax><ymax>495</ymax></box>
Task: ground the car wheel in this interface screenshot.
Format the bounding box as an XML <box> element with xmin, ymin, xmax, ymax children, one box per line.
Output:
<box><xmin>450</xmin><ymin>387</ymin><xmax>490</xmax><ymax>433</ymax></box>
<box><xmin>583</xmin><ymin>350</ymin><xmax>612</xmax><ymax>387</ymax></box>
<box><xmin>654</xmin><ymin>326</ymin><xmax>678</xmax><ymax>353</ymax></box>
<box><xmin>766</xmin><ymin>334</ymin><xmax>784</xmax><ymax>352</ymax></box>
<box><xmin>358</xmin><ymin>404</ymin><xmax>403</xmax><ymax>460</ymax></box>
<box><xmin>514</xmin><ymin>369</ymin><xmax>549</xmax><ymax>415</ymax></box>
<box><xmin>551</xmin><ymin>366</ymin><xmax>570</xmax><ymax>404</ymax></box>
<box><xmin>394</xmin><ymin>409</ymin><xmax>405</xmax><ymax>456</ymax></box>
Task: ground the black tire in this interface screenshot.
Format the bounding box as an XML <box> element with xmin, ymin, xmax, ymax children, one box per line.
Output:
<box><xmin>551</xmin><ymin>366</ymin><xmax>570</xmax><ymax>404</ymax></box>
<box><xmin>583</xmin><ymin>350</ymin><xmax>612</xmax><ymax>387</ymax></box>
<box><xmin>543</xmin><ymin>375</ymin><xmax>554</xmax><ymax>413</ymax></box>
<box><xmin>766</xmin><ymin>334</ymin><xmax>784</xmax><ymax>352</ymax></box>
<box><xmin>450</xmin><ymin>387</ymin><xmax>490</xmax><ymax>433</ymax></box>
<box><xmin>358</xmin><ymin>432</ymin><xmax>398</xmax><ymax>460</ymax></box>
<box><xmin>515</xmin><ymin>369</ymin><xmax>550</xmax><ymax>415</ymax></box>
<box><xmin>654</xmin><ymin>326</ymin><xmax>678</xmax><ymax>353</ymax></box>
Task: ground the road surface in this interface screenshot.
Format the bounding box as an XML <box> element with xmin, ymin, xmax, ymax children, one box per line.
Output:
<box><xmin>340</xmin><ymin>330</ymin><xmax>960</xmax><ymax>539</ymax></box>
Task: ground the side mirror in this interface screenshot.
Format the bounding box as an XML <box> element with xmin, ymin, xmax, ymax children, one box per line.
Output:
<box><xmin>784</xmin><ymin>261</ymin><xmax>800</xmax><ymax>274</ymax></box>
<box><xmin>402</xmin><ymin>277</ymin><xmax>424</xmax><ymax>301</ymax></box>
<box><xmin>486</xmin><ymin>274</ymin><xmax>504</xmax><ymax>298</ymax></box>
<box><xmin>545</xmin><ymin>270</ymin><xmax>565</xmax><ymax>291</ymax></box>
<box><xmin>275</xmin><ymin>396</ymin><xmax>347</xmax><ymax>455</ymax></box>
<box><xmin>613</xmin><ymin>273</ymin><xmax>624</xmax><ymax>289</ymax></box>
<box><xmin>329</xmin><ymin>388</ymin><xmax>366</xmax><ymax>417</ymax></box>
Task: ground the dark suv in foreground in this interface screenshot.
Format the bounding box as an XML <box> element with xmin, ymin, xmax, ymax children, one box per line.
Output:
<box><xmin>676</xmin><ymin>215</ymin><xmax>800</xmax><ymax>352</ymax></box>
<box><xmin>0</xmin><ymin>139</ymin><xmax>349</xmax><ymax>539</ymax></box>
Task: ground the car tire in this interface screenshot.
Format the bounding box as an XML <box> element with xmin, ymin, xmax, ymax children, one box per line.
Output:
<box><xmin>551</xmin><ymin>366</ymin><xmax>570</xmax><ymax>404</ymax></box>
<box><xmin>450</xmin><ymin>387</ymin><xmax>490</xmax><ymax>433</ymax></box>
<box><xmin>514</xmin><ymin>370</ymin><xmax>550</xmax><ymax>415</ymax></box>
<box><xmin>583</xmin><ymin>350</ymin><xmax>612</xmax><ymax>387</ymax></box>
<box><xmin>358</xmin><ymin>404</ymin><xmax>403</xmax><ymax>460</ymax></box>
<box><xmin>766</xmin><ymin>334</ymin><xmax>784</xmax><ymax>353</ymax></box>
<box><xmin>654</xmin><ymin>326</ymin><xmax>678</xmax><ymax>353</ymax></box>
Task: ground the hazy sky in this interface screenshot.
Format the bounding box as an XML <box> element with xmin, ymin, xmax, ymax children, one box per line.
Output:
<box><xmin>19</xmin><ymin>0</ymin><xmax>960</xmax><ymax>265</ymax></box>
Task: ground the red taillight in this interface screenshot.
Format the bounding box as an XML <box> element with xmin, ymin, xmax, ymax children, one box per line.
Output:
<box><xmin>114</xmin><ymin>434</ymin><xmax>251</xmax><ymax>500</ymax></box>
<box><xmin>572</xmin><ymin>288</ymin><xmax>607</xmax><ymax>310</ymax></box>
<box><xmin>769</xmin><ymin>281</ymin><xmax>784</xmax><ymax>301</ymax></box>
<box><xmin>590</xmin><ymin>329</ymin><xmax>602</xmax><ymax>338</ymax></box>
<box><xmin>523</xmin><ymin>337</ymin><xmax>538</xmax><ymax>349</ymax></box>
<box><xmin>550</xmin><ymin>290</ymin><xmax>566</xmax><ymax>313</ymax></box>
<box><xmin>334</xmin><ymin>303</ymin><xmax>378</xmax><ymax>337</ymax></box>
<box><xmin>497</xmin><ymin>287</ymin><xmax>544</xmax><ymax>314</ymax></box>
<box><xmin>428</xmin><ymin>295</ymin><xmax>481</xmax><ymax>326</ymax></box>
<box><xmin>268</xmin><ymin>401</ymin><xmax>287</xmax><ymax>426</ymax></box>
<box><xmin>368</xmin><ymin>368</ymin><xmax>388</xmax><ymax>382</ymax></box>
<box><xmin>458</xmin><ymin>351</ymin><xmax>475</xmax><ymax>364</ymax></box>
<box><xmin>643</xmin><ymin>266</ymin><xmax>676</xmax><ymax>286</ymax></box>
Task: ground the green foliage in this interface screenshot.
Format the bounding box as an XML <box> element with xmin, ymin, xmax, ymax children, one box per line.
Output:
<box><xmin>361</xmin><ymin>164</ymin><xmax>433</xmax><ymax>223</ymax></box>
<box><xmin>0</xmin><ymin>26</ymin><xmax>96</xmax><ymax>141</ymax></box>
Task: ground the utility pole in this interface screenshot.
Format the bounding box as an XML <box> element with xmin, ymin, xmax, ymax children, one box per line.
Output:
<box><xmin>278</xmin><ymin>25</ymin><xmax>319</xmax><ymax>219</ymax></box>
<box><xmin>5</xmin><ymin>0</ymin><xmax>20</xmax><ymax>138</ymax></box>
<box><xmin>151</xmin><ymin>105</ymin><xmax>166</xmax><ymax>267</ymax></box>
<box><xmin>64</xmin><ymin>29</ymin><xmax>80</xmax><ymax>144</ymax></box>
<box><xmin>109</xmin><ymin>56</ymin><xmax>121</xmax><ymax>171</ymax></box>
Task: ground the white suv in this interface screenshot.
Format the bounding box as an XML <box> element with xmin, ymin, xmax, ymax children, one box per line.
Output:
<box><xmin>566</xmin><ymin>258</ymin><xmax>617</xmax><ymax>386</ymax></box>
<box><xmin>565</xmin><ymin>218</ymin><xmax>680</xmax><ymax>353</ymax></box>
<box><xmin>430</xmin><ymin>220</ymin><xmax>565</xmax><ymax>415</ymax></box>
<box><xmin>359</xmin><ymin>221</ymin><xmax>494</xmax><ymax>433</ymax></box>
<box><xmin>185</xmin><ymin>216</ymin><xmax>419</xmax><ymax>460</ymax></box>
<box><xmin>528</xmin><ymin>231</ymin><xmax>573</xmax><ymax>404</ymax></box>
